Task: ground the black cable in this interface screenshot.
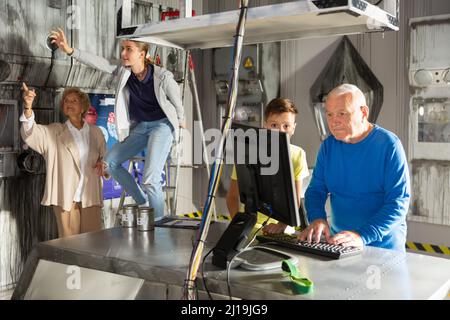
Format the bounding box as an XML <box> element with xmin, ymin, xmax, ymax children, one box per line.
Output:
<box><xmin>374</xmin><ymin>0</ymin><xmax>383</xmax><ymax>6</ymax></box>
<box><xmin>201</xmin><ymin>248</ymin><xmax>214</xmax><ymax>300</ymax></box>
<box><xmin>44</xmin><ymin>48</ymin><xmax>56</xmax><ymax>87</ymax></box>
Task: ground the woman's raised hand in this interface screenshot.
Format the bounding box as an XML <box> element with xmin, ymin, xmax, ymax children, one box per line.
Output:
<box><xmin>50</xmin><ymin>27</ymin><xmax>74</xmax><ymax>55</ymax></box>
<box><xmin>22</xmin><ymin>82</ymin><xmax>36</xmax><ymax>108</ymax></box>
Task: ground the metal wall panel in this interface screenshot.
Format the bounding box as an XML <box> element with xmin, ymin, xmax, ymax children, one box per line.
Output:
<box><xmin>0</xmin><ymin>0</ymin><xmax>201</xmax><ymax>292</ymax></box>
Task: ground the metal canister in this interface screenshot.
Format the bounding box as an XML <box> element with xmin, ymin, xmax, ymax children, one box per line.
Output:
<box><xmin>121</xmin><ymin>204</ymin><xmax>138</xmax><ymax>228</ymax></box>
<box><xmin>137</xmin><ymin>207</ymin><xmax>154</xmax><ymax>231</ymax></box>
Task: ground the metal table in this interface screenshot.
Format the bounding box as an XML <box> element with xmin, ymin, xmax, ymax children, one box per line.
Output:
<box><xmin>12</xmin><ymin>224</ymin><xmax>450</xmax><ymax>300</ymax></box>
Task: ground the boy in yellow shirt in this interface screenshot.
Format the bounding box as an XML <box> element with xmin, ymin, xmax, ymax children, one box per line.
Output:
<box><xmin>226</xmin><ymin>98</ymin><xmax>309</xmax><ymax>234</ymax></box>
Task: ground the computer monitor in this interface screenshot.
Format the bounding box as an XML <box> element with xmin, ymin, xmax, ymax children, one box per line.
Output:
<box><xmin>232</xmin><ymin>122</ymin><xmax>300</xmax><ymax>226</ymax></box>
<box><xmin>212</xmin><ymin>122</ymin><xmax>307</xmax><ymax>268</ymax></box>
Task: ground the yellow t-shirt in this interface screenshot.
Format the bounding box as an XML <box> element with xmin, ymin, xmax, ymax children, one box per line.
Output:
<box><xmin>230</xmin><ymin>144</ymin><xmax>309</xmax><ymax>227</ymax></box>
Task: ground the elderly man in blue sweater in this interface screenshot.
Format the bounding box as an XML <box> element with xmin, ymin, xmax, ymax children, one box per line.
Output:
<box><xmin>301</xmin><ymin>84</ymin><xmax>410</xmax><ymax>251</ymax></box>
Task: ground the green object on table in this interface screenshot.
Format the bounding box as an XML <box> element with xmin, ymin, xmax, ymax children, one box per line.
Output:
<box><xmin>282</xmin><ymin>259</ymin><xmax>313</xmax><ymax>294</ymax></box>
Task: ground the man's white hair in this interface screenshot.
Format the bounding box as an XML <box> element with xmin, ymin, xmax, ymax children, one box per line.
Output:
<box><xmin>327</xmin><ymin>84</ymin><xmax>367</xmax><ymax>108</ymax></box>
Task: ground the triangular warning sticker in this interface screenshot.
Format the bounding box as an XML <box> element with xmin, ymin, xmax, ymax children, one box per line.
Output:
<box><xmin>244</xmin><ymin>57</ymin><xmax>253</xmax><ymax>69</ymax></box>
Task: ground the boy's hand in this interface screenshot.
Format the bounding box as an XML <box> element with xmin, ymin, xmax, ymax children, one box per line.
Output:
<box><xmin>263</xmin><ymin>222</ymin><xmax>287</xmax><ymax>235</ymax></box>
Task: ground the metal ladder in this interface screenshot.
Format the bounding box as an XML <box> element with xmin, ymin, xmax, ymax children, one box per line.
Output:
<box><xmin>113</xmin><ymin>149</ymin><xmax>179</xmax><ymax>227</ymax></box>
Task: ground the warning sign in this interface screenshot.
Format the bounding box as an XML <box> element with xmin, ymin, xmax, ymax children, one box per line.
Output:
<box><xmin>243</xmin><ymin>57</ymin><xmax>254</xmax><ymax>69</ymax></box>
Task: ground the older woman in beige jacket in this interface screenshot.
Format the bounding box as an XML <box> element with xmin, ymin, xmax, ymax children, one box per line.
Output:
<box><xmin>20</xmin><ymin>83</ymin><xmax>106</xmax><ymax>238</ymax></box>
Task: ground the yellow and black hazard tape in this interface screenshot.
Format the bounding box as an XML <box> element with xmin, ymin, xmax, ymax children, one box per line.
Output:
<box><xmin>179</xmin><ymin>211</ymin><xmax>232</xmax><ymax>221</ymax></box>
<box><xmin>406</xmin><ymin>241</ymin><xmax>450</xmax><ymax>256</ymax></box>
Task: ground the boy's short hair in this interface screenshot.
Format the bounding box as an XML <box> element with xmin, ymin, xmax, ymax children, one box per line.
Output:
<box><xmin>264</xmin><ymin>98</ymin><xmax>298</xmax><ymax>120</ymax></box>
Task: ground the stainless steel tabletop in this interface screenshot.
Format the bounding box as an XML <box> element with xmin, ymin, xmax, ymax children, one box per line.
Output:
<box><xmin>12</xmin><ymin>224</ymin><xmax>450</xmax><ymax>300</ymax></box>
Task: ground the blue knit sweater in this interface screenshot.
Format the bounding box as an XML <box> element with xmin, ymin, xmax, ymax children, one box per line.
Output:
<box><xmin>305</xmin><ymin>125</ymin><xmax>410</xmax><ymax>251</ymax></box>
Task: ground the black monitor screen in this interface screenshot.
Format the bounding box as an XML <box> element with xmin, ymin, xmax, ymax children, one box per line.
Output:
<box><xmin>231</xmin><ymin>122</ymin><xmax>300</xmax><ymax>227</ymax></box>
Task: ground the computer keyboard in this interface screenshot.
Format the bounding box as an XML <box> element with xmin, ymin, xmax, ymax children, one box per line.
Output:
<box><xmin>256</xmin><ymin>233</ymin><xmax>363</xmax><ymax>259</ymax></box>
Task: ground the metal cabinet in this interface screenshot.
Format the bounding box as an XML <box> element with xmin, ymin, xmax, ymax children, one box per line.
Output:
<box><xmin>408</xmin><ymin>14</ymin><xmax>450</xmax><ymax>225</ymax></box>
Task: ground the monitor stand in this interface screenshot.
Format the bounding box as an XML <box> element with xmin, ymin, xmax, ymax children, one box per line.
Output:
<box><xmin>211</xmin><ymin>211</ymin><xmax>257</xmax><ymax>269</ymax></box>
<box><xmin>211</xmin><ymin>211</ymin><xmax>298</xmax><ymax>271</ymax></box>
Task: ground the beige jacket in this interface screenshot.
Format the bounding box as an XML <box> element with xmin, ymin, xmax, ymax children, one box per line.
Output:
<box><xmin>21</xmin><ymin>122</ymin><xmax>106</xmax><ymax>211</ymax></box>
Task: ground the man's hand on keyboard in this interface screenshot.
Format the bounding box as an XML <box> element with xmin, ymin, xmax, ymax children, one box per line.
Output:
<box><xmin>329</xmin><ymin>231</ymin><xmax>363</xmax><ymax>248</ymax></box>
<box><xmin>298</xmin><ymin>219</ymin><xmax>331</xmax><ymax>243</ymax></box>
<box><xmin>262</xmin><ymin>222</ymin><xmax>287</xmax><ymax>235</ymax></box>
